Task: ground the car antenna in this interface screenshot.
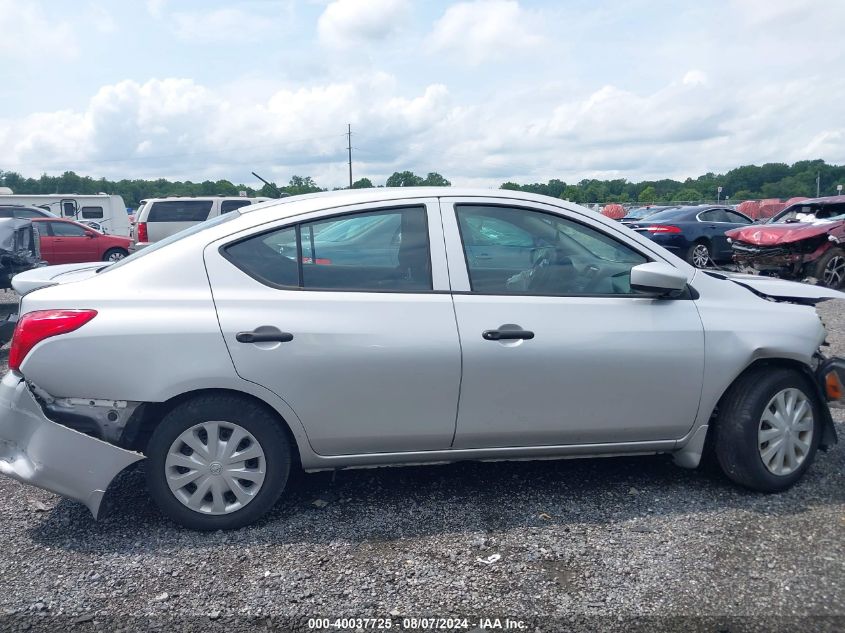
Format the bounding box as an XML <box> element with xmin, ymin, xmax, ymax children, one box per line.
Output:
<box><xmin>251</xmin><ymin>172</ymin><xmax>288</xmax><ymax>198</ymax></box>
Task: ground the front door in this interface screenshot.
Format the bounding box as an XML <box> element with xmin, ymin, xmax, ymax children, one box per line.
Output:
<box><xmin>204</xmin><ymin>200</ymin><xmax>462</xmax><ymax>456</ymax></box>
<box><xmin>441</xmin><ymin>199</ymin><xmax>705</xmax><ymax>448</ymax></box>
<box><xmin>43</xmin><ymin>221</ymin><xmax>98</xmax><ymax>263</ymax></box>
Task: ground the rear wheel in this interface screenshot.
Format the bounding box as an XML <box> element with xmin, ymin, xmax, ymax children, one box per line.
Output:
<box><xmin>814</xmin><ymin>247</ymin><xmax>845</xmax><ymax>289</ymax></box>
<box><xmin>714</xmin><ymin>368</ymin><xmax>821</xmax><ymax>492</ymax></box>
<box><xmin>103</xmin><ymin>248</ymin><xmax>128</xmax><ymax>262</ymax></box>
<box><xmin>146</xmin><ymin>394</ymin><xmax>291</xmax><ymax>530</ymax></box>
<box><xmin>686</xmin><ymin>240</ymin><xmax>711</xmax><ymax>268</ymax></box>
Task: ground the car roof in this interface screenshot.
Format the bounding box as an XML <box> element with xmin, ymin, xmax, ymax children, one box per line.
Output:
<box><xmin>144</xmin><ymin>196</ymin><xmax>261</xmax><ymax>202</ymax></box>
<box><xmin>240</xmin><ymin>187</ymin><xmax>583</xmax><ymax>219</ymax></box>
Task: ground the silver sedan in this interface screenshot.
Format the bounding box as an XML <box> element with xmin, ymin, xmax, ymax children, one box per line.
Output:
<box><xmin>1</xmin><ymin>188</ymin><xmax>844</xmax><ymax>530</ymax></box>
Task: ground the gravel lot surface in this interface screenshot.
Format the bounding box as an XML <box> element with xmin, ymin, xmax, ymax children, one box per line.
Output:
<box><xmin>0</xmin><ymin>291</ymin><xmax>843</xmax><ymax>632</ymax></box>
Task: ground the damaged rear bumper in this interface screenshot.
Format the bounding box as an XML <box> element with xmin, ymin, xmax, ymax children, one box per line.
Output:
<box><xmin>0</xmin><ymin>371</ymin><xmax>144</xmax><ymax>518</ymax></box>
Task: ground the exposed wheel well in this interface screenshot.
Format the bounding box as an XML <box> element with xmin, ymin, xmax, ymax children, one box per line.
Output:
<box><xmin>710</xmin><ymin>357</ymin><xmax>836</xmax><ymax>448</ymax></box>
<box><xmin>121</xmin><ymin>388</ymin><xmax>302</xmax><ymax>464</ymax></box>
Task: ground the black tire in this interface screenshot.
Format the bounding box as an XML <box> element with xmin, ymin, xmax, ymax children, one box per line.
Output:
<box><xmin>686</xmin><ymin>239</ymin><xmax>711</xmax><ymax>268</ymax></box>
<box><xmin>103</xmin><ymin>247</ymin><xmax>128</xmax><ymax>262</ymax></box>
<box><xmin>814</xmin><ymin>247</ymin><xmax>845</xmax><ymax>289</ymax></box>
<box><xmin>713</xmin><ymin>367</ymin><xmax>821</xmax><ymax>492</ymax></box>
<box><xmin>146</xmin><ymin>394</ymin><xmax>291</xmax><ymax>530</ymax></box>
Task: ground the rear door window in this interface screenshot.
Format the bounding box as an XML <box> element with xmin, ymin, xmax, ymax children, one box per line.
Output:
<box><xmin>699</xmin><ymin>209</ymin><xmax>729</xmax><ymax>222</ymax></box>
<box><xmin>147</xmin><ymin>200</ymin><xmax>213</xmax><ymax>222</ymax></box>
<box><xmin>223</xmin><ymin>206</ymin><xmax>432</xmax><ymax>292</ymax></box>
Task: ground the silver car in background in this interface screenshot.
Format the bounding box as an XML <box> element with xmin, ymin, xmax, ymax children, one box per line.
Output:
<box><xmin>1</xmin><ymin>188</ymin><xmax>844</xmax><ymax>530</ymax></box>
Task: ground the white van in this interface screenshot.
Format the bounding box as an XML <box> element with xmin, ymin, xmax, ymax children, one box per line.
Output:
<box><xmin>0</xmin><ymin>193</ymin><xmax>130</xmax><ymax>237</ymax></box>
<box><xmin>133</xmin><ymin>196</ymin><xmax>270</xmax><ymax>249</ymax></box>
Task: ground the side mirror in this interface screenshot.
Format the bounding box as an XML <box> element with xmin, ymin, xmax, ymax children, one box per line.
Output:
<box><xmin>84</xmin><ymin>231</ymin><xmax>97</xmax><ymax>238</ymax></box>
<box><xmin>630</xmin><ymin>262</ymin><xmax>689</xmax><ymax>298</ymax></box>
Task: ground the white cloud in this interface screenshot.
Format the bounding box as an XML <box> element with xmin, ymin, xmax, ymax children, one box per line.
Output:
<box><xmin>429</xmin><ymin>0</ymin><xmax>544</xmax><ymax>66</ymax></box>
<box><xmin>170</xmin><ymin>8</ymin><xmax>274</xmax><ymax>41</ymax></box>
<box><xmin>0</xmin><ymin>0</ymin><xmax>78</xmax><ymax>61</ymax></box>
<box><xmin>4</xmin><ymin>67</ymin><xmax>842</xmax><ymax>189</ymax></box>
<box><xmin>318</xmin><ymin>0</ymin><xmax>409</xmax><ymax>48</ymax></box>
<box><xmin>682</xmin><ymin>70</ymin><xmax>707</xmax><ymax>87</ymax></box>
<box><xmin>146</xmin><ymin>0</ymin><xmax>167</xmax><ymax>19</ymax></box>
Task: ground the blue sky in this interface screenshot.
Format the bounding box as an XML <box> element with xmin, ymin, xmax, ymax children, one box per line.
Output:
<box><xmin>1</xmin><ymin>0</ymin><xmax>843</xmax><ymax>189</ymax></box>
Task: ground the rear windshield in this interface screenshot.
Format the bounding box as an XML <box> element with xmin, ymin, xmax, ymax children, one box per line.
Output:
<box><xmin>147</xmin><ymin>200</ymin><xmax>213</xmax><ymax>222</ymax></box>
<box><xmin>101</xmin><ymin>211</ymin><xmax>241</xmax><ymax>273</ymax></box>
<box><xmin>636</xmin><ymin>207</ymin><xmax>689</xmax><ymax>222</ymax></box>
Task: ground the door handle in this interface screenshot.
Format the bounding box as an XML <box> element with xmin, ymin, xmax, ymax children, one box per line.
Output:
<box><xmin>482</xmin><ymin>329</ymin><xmax>535</xmax><ymax>341</ymax></box>
<box><xmin>236</xmin><ymin>328</ymin><xmax>294</xmax><ymax>344</ymax></box>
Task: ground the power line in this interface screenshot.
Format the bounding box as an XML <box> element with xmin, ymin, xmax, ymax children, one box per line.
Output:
<box><xmin>347</xmin><ymin>123</ymin><xmax>353</xmax><ymax>188</ymax></box>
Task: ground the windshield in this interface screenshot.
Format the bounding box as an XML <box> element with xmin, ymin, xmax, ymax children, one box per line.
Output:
<box><xmin>771</xmin><ymin>203</ymin><xmax>845</xmax><ymax>224</ymax></box>
<box><xmin>100</xmin><ymin>211</ymin><xmax>241</xmax><ymax>273</ymax></box>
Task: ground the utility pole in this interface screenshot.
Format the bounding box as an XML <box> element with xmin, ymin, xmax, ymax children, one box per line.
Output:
<box><xmin>816</xmin><ymin>172</ymin><xmax>821</xmax><ymax>197</ymax></box>
<box><xmin>347</xmin><ymin>124</ymin><xmax>353</xmax><ymax>188</ymax></box>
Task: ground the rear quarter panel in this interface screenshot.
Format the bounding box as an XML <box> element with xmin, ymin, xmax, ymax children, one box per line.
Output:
<box><xmin>17</xmin><ymin>237</ymin><xmax>235</xmax><ymax>403</ymax></box>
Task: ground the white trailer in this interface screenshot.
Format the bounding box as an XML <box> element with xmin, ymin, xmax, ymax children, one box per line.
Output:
<box><xmin>0</xmin><ymin>193</ymin><xmax>130</xmax><ymax>237</ymax></box>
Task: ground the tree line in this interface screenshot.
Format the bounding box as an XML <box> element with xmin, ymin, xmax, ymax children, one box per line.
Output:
<box><xmin>1</xmin><ymin>159</ymin><xmax>842</xmax><ymax>208</ymax></box>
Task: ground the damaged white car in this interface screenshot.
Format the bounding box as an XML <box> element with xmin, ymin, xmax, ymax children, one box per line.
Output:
<box><xmin>1</xmin><ymin>188</ymin><xmax>844</xmax><ymax>530</ymax></box>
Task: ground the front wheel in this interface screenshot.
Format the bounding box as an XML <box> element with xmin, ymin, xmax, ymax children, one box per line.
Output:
<box><xmin>103</xmin><ymin>248</ymin><xmax>128</xmax><ymax>262</ymax></box>
<box><xmin>814</xmin><ymin>247</ymin><xmax>845</xmax><ymax>289</ymax></box>
<box><xmin>146</xmin><ymin>394</ymin><xmax>291</xmax><ymax>530</ymax></box>
<box><xmin>714</xmin><ymin>368</ymin><xmax>821</xmax><ymax>492</ymax></box>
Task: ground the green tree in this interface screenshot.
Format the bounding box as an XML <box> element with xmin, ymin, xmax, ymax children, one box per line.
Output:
<box><xmin>638</xmin><ymin>186</ymin><xmax>657</xmax><ymax>204</ymax></box>
<box><xmin>351</xmin><ymin>177</ymin><xmax>374</xmax><ymax>189</ymax></box>
<box><xmin>560</xmin><ymin>185</ymin><xmax>582</xmax><ymax>203</ymax></box>
<box><xmin>283</xmin><ymin>176</ymin><xmax>322</xmax><ymax>196</ymax></box>
<box><xmin>672</xmin><ymin>188</ymin><xmax>702</xmax><ymax>202</ymax></box>
<box><xmin>421</xmin><ymin>172</ymin><xmax>451</xmax><ymax>186</ymax></box>
<box><xmin>386</xmin><ymin>171</ymin><xmax>424</xmax><ymax>187</ymax></box>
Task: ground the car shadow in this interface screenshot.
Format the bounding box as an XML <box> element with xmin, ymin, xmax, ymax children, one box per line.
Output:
<box><xmin>27</xmin><ymin>438</ymin><xmax>845</xmax><ymax>553</ymax></box>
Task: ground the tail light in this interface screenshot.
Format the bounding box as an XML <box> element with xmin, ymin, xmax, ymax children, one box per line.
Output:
<box><xmin>644</xmin><ymin>225</ymin><xmax>682</xmax><ymax>233</ymax></box>
<box><xmin>137</xmin><ymin>222</ymin><xmax>148</xmax><ymax>243</ymax></box>
<box><xmin>9</xmin><ymin>310</ymin><xmax>98</xmax><ymax>372</ymax></box>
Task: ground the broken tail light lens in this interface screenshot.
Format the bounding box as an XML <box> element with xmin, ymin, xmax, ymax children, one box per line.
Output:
<box><xmin>9</xmin><ymin>310</ymin><xmax>98</xmax><ymax>372</ymax></box>
<box><xmin>644</xmin><ymin>225</ymin><xmax>682</xmax><ymax>233</ymax></box>
<box><xmin>136</xmin><ymin>222</ymin><xmax>148</xmax><ymax>243</ymax></box>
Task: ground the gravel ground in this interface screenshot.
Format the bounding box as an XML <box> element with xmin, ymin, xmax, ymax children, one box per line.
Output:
<box><xmin>0</xmin><ymin>291</ymin><xmax>844</xmax><ymax>632</ymax></box>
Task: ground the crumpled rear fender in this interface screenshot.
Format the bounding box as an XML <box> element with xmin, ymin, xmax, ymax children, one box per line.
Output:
<box><xmin>0</xmin><ymin>372</ymin><xmax>144</xmax><ymax>518</ymax></box>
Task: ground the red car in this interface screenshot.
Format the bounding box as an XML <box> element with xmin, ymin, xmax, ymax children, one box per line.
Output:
<box><xmin>31</xmin><ymin>218</ymin><xmax>132</xmax><ymax>265</ymax></box>
<box><xmin>727</xmin><ymin>196</ymin><xmax>845</xmax><ymax>289</ymax></box>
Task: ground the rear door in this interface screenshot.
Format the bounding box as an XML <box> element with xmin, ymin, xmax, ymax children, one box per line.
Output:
<box><xmin>34</xmin><ymin>222</ymin><xmax>54</xmax><ymax>260</ymax></box>
<box><xmin>698</xmin><ymin>208</ymin><xmax>751</xmax><ymax>259</ymax></box>
<box><xmin>204</xmin><ymin>199</ymin><xmax>462</xmax><ymax>456</ymax></box>
<box><xmin>145</xmin><ymin>200</ymin><xmax>213</xmax><ymax>242</ymax></box>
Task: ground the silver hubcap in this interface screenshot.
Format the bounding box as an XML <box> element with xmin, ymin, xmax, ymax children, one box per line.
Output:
<box><xmin>108</xmin><ymin>251</ymin><xmax>126</xmax><ymax>261</ymax></box>
<box><xmin>758</xmin><ymin>388</ymin><xmax>814</xmax><ymax>476</ymax></box>
<box><xmin>165</xmin><ymin>421</ymin><xmax>266</xmax><ymax>515</ymax></box>
<box><xmin>823</xmin><ymin>255</ymin><xmax>845</xmax><ymax>287</ymax></box>
<box><xmin>691</xmin><ymin>244</ymin><xmax>710</xmax><ymax>268</ymax></box>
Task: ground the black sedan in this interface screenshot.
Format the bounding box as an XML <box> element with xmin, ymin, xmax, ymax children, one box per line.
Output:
<box><xmin>625</xmin><ymin>205</ymin><xmax>753</xmax><ymax>268</ymax></box>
